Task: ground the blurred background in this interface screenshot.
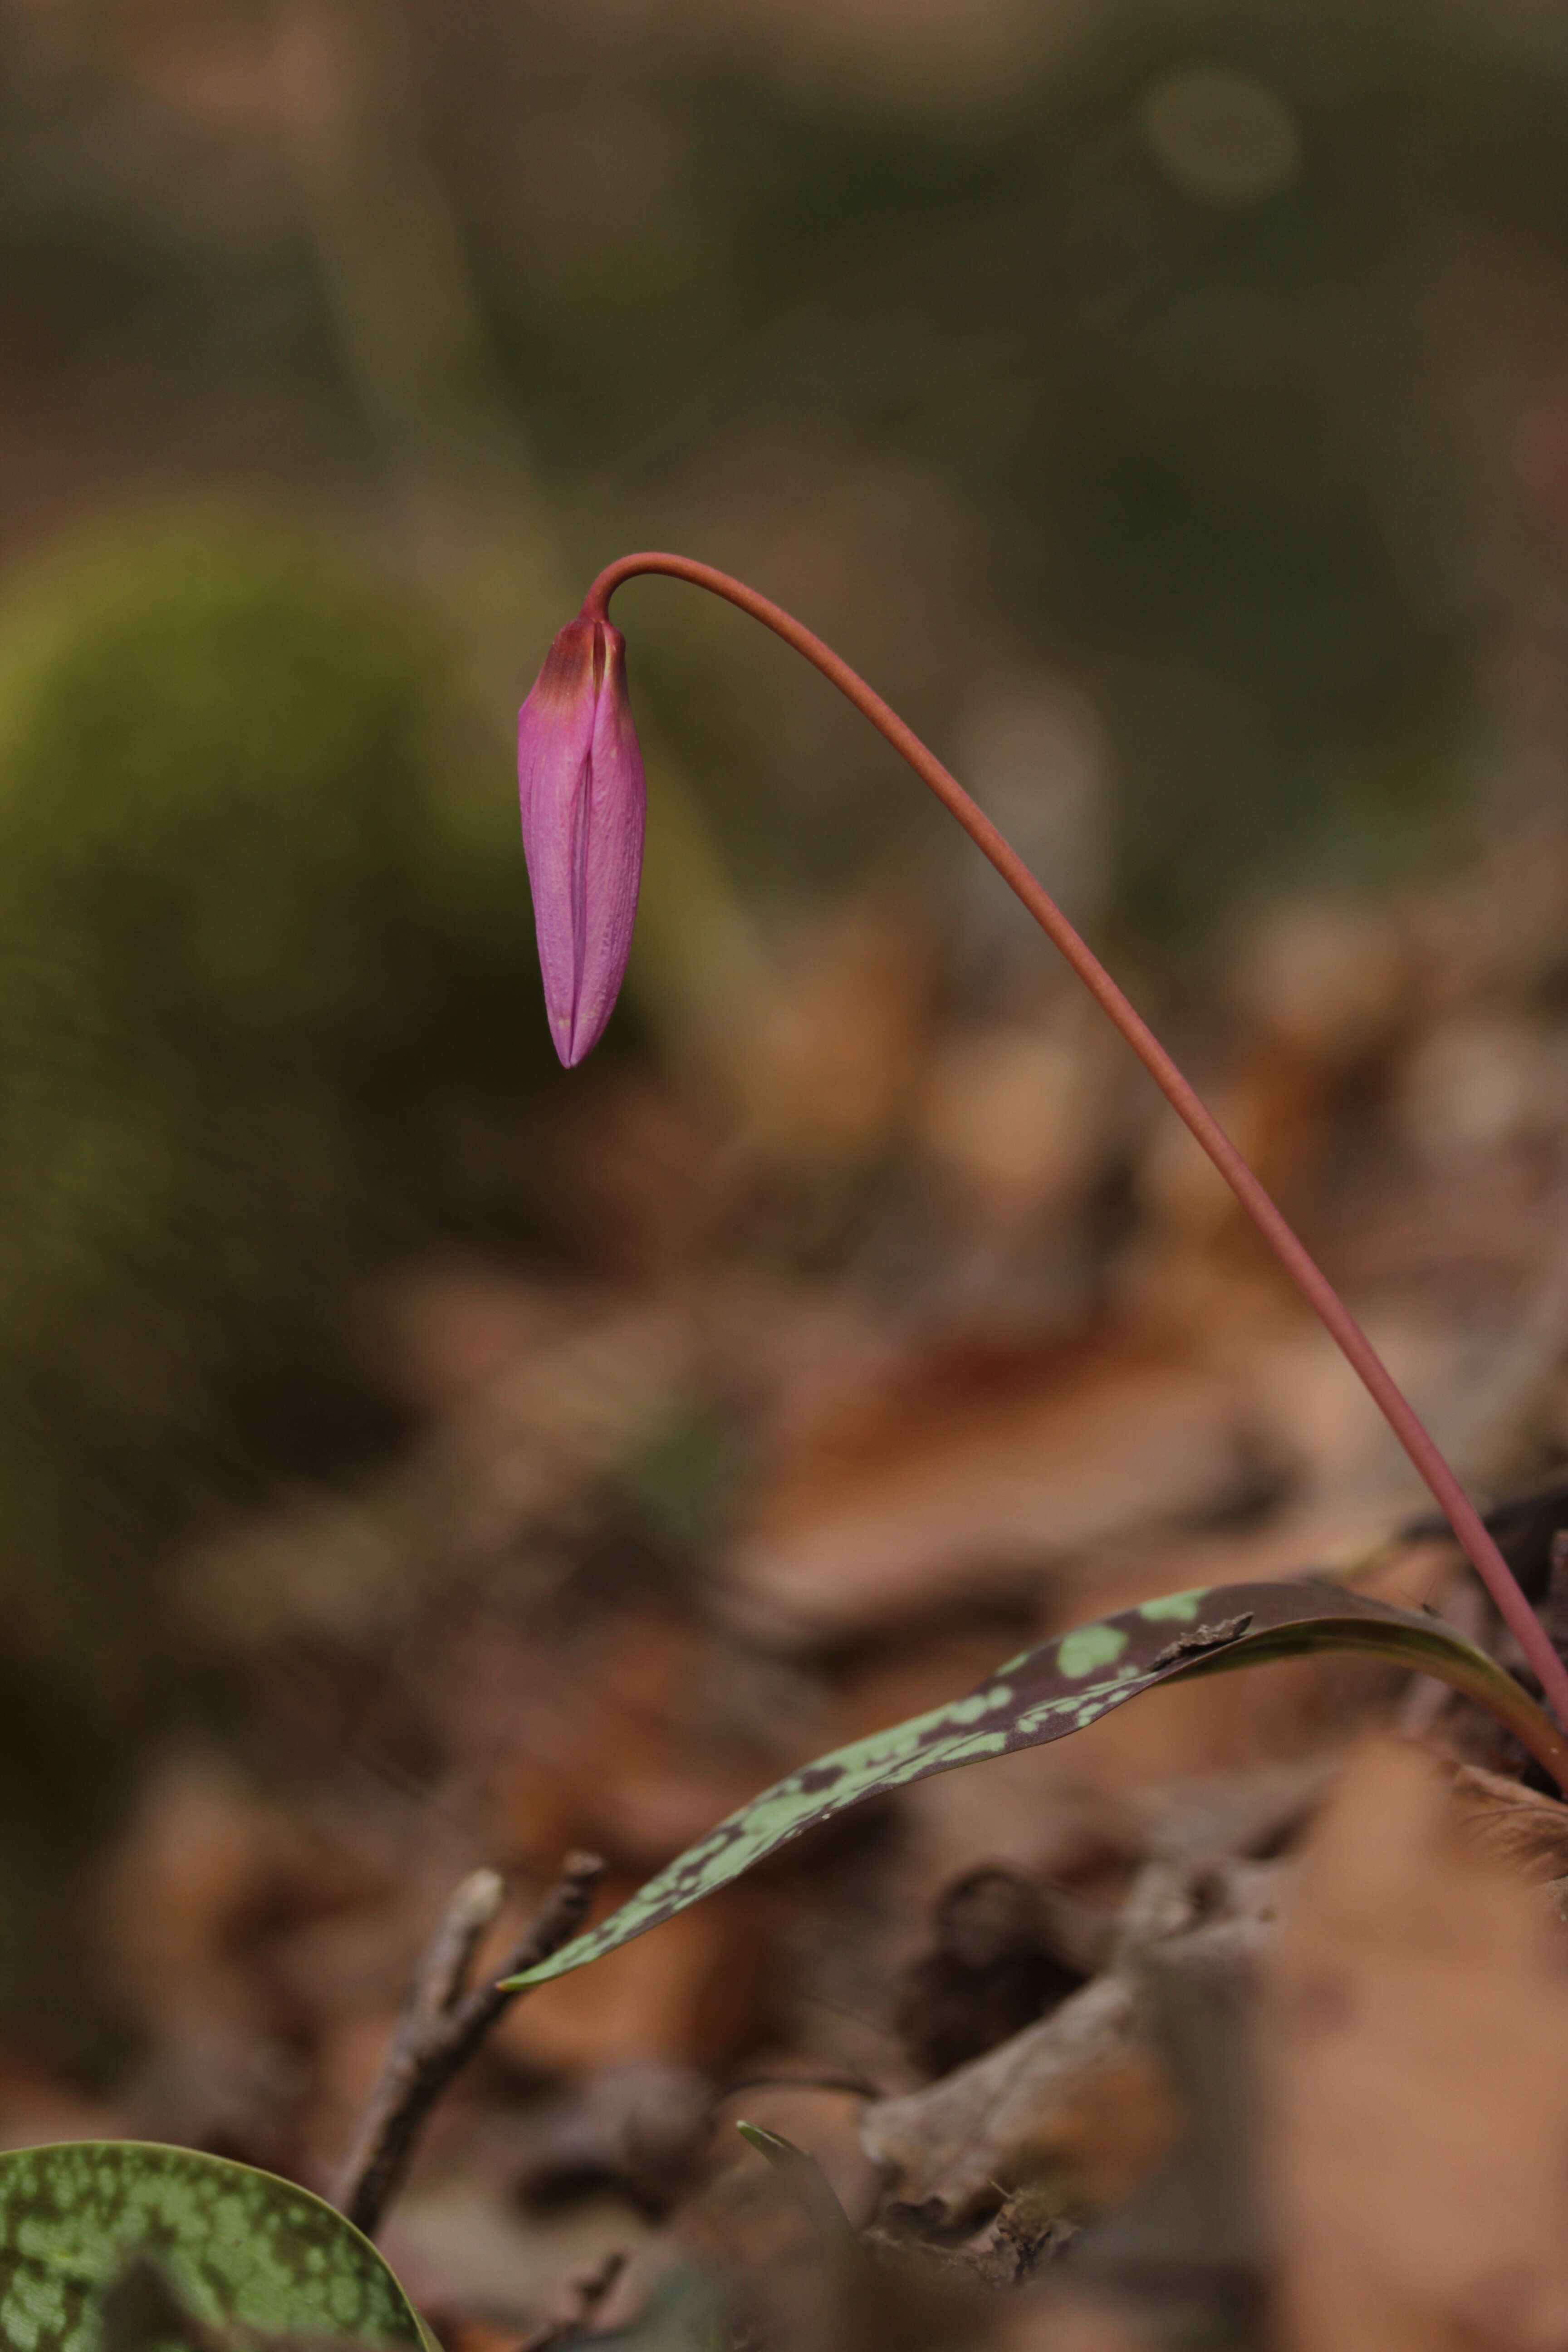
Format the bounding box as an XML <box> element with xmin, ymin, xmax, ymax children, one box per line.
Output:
<box><xmin>6</xmin><ymin>0</ymin><xmax>1568</xmax><ymax>2333</ymax></box>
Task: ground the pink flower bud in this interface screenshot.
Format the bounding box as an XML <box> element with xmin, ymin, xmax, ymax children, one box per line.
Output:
<box><xmin>516</xmin><ymin>615</ymin><xmax>647</xmax><ymax>1067</ymax></box>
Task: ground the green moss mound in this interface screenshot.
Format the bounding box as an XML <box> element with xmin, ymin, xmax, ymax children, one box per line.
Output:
<box><xmin>0</xmin><ymin>520</ymin><xmax>533</xmax><ymax>1653</ymax></box>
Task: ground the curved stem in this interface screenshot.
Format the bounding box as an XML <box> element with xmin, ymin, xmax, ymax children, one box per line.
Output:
<box><xmin>583</xmin><ymin>552</ymin><xmax>1568</xmax><ymax>1766</ymax></box>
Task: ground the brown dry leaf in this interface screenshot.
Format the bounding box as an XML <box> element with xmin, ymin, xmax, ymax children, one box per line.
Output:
<box><xmin>1267</xmin><ymin>1739</ymin><xmax>1568</xmax><ymax>2352</ymax></box>
<box><xmin>729</xmin><ymin>890</ymin><xmax>936</xmax><ymax>1171</ymax></box>
<box><xmin>544</xmin><ymin>1075</ymin><xmax>730</xmax><ymax>1279</ymax></box>
<box><xmin>495</xmin><ymin>1882</ymin><xmax>779</xmax><ymax>2074</ymax></box>
<box><xmin>1447</xmin><ymin>1761</ymin><xmax>1568</xmax><ymax>1884</ymax></box>
<box><xmin>94</xmin><ymin>1753</ymin><xmax>375</xmax><ymax>2038</ymax></box>
<box><xmin>861</xmin><ymin>1973</ymin><xmax>1172</xmax><ymax>2227</ymax></box>
<box><xmin>1232</xmin><ymin>896</ymin><xmax>1415</xmax><ymax>1072</ymax></box>
<box><xmin>728</xmin><ymin>1338</ymin><xmax>1262</xmax><ymax>1641</ymax></box>
<box><xmin>914</xmin><ymin>1004</ymin><xmax>1120</xmax><ymax>1228</ymax></box>
<box><xmin>1447</xmin><ymin>1763</ymin><xmax>1568</xmax><ymax>1931</ymax></box>
<box><xmin>994</xmin><ymin>2293</ymin><xmax>1159</xmax><ymax>2352</ymax></box>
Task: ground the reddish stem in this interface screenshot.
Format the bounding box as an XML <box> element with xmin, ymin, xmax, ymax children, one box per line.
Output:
<box><xmin>582</xmin><ymin>552</ymin><xmax>1568</xmax><ymax>1765</ymax></box>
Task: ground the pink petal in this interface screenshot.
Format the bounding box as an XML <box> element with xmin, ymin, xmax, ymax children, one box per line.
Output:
<box><xmin>516</xmin><ymin>619</ymin><xmax>646</xmax><ymax>1067</ymax></box>
<box><xmin>564</xmin><ymin>627</ymin><xmax>646</xmax><ymax>1065</ymax></box>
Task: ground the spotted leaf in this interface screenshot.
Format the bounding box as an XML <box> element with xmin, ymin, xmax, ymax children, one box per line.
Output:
<box><xmin>508</xmin><ymin>1578</ymin><xmax>1565</xmax><ymax>1990</ymax></box>
<box><xmin>0</xmin><ymin>2142</ymin><xmax>436</xmax><ymax>2352</ymax></box>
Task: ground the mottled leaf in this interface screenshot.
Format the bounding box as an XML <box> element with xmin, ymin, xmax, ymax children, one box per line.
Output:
<box><xmin>100</xmin><ymin>2253</ymin><xmax>402</xmax><ymax>2350</ymax></box>
<box><xmin>0</xmin><ymin>2142</ymin><xmax>435</xmax><ymax>2352</ymax></box>
<box><xmin>509</xmin><ymin>1579</ymin><xmax>1566</xmax><ymax>1990</ymax></box>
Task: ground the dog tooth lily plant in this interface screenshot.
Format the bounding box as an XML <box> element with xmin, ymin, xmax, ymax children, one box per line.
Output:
<box><xmin>517</xmin><ymin>550</ymin><xmax>1568</xmax><ymax>1768</ymax></box>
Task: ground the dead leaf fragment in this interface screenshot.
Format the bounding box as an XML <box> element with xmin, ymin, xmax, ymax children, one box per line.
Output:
<box><xmin>1148</xmin><ymin>1612</ymin><xmax>1254</xmax><ymax>1670</ymax></box>
<box><xmin>1267</xmin><ymin>1740</ymin><xmax>1568</xmax><ymax>2352</ymax></box>
<box><xmin>995</xmin><ymin>2291</ymin><xmax>1159</xmax><ymax>2352</ymax></box>
<box><xmin>1447</xmin><ymin>1760</ymin><xmax>1568</xmax><ymax>1886</ymax></box>
<box><xmin>863</xmin><ymin>1972</ymin><xmax>1142</xmax><ymax>2225</ymax></box>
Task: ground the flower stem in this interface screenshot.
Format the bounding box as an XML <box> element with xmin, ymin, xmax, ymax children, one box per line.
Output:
<box><xmin>582</xmin><ymin>552</ymin><xmax>1568</xmax><ymax>1765</ymax></box>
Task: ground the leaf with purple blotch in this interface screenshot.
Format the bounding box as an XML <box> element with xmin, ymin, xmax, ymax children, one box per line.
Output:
<box><xmin>506</xmin><ymin>1578</ymin><xmax>1564</xmax><ymax>1991</ymax></box>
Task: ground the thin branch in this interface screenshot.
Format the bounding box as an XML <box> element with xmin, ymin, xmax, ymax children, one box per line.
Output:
<box><xmin>513</xmin><ymin>2249</ymin><xmax>628</xmax><ymax>2352</ymax></box>
<box><xmin>335</xmin><ymin>1851</ymin><xmax>606</xmax><ymax>2236</ymax></box>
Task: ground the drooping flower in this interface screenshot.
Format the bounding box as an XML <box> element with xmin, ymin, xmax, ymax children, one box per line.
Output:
<box><xmin>510</xmin><ymin>549</ymin><xmax>1568</xmax><ymax>1762</ymax></box>
<box><xmin>516</xmin><ymin>615</ymin><xmax>647</xmax><ymax>1067</ymax></box>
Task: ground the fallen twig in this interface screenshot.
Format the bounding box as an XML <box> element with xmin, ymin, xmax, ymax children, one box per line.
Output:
<box><xmin>335</xmin><ymin>1850</ymin><xmax>606</xmax><ymax>2235</ymax></box>
<box><xmin>513</xmin><ymin>2248</ymin><xmax>628</xmax><ymax>2352</ymax></box>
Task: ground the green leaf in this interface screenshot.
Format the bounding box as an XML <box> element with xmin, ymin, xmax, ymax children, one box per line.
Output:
<box><xmin>508</xmin><ymin>1578</ymin><xmax>1567</xmax><ymax>1991</ymax></box>
<box><xmin>0</xmin><ymin>2141</ymin><xmax>434</xmax><ymax>2352</ymax></box>
<box><xmin>735</xmin><ymin>2124</ymin><xmax>860</xmax><ymax>2260</ymax></box>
